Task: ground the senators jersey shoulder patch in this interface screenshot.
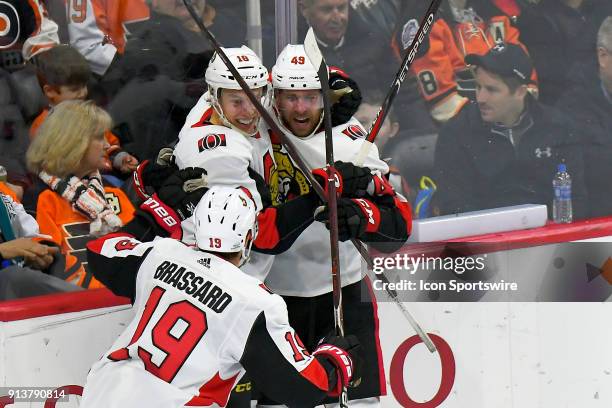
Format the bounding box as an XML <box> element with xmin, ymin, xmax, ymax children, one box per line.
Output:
<box><xmin>342</xmin><ymin>124</ymin><xmax>367</xmax><ymax>140</ymax></box>
<box><xmin>198</xmin><ymin>133</ymin><xmax>227</xmax><ymax>152</ymax></box>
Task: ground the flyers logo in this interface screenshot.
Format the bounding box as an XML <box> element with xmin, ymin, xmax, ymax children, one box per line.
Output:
<box><xmin>197</xmin><ymin>133</ymin><xmax>227</xmax><ymax>152</ymax></box>
<box><xmin>342</xmin><ymin>125</ymin><xmax>367</xmax><ymax>140</ymax></box>
<box><xmin>0</xmin><ymin>1</ymin><xmax>20</xmax><ymax>49</ymax></box>
<box><xmin>115</xmin><ymin>239</ymin><xmax>138</xmax><ymax>251</ymax></box>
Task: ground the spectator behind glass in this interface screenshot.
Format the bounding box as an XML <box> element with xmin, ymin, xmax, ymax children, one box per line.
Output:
<box><xmin>557</xmin><ymin>16</ymin><xmax>612</xmax><ymax>218</ymax></box>
<box><xmin>433</xmin><ymin>43</ymin><xmax>587</xmax><ymax>219</ymax></box>
<box><xmin>516</xmin><ymin>0</ymin><xmax>612</xmax><ymax>103</ymax></box>
<box><xmin>26</xmin><ymin>101</ymin><xmax>135</xmax><ymax>289</ymax></box>
<box><xmin>31</xmin><ymin>45</ymin><xmax>138</xmax><ymax>174</ymax></box>
<box><xmin>102</xmin><ymin>0</ymin><xmax>229</xmax><ymax>161</ymax></box>
<box><xmin>65</xmin><ymin>0</ymin><xmax>150</xmax><ymax>76</ymax></box>
<box><xmin>0</xmin><ymin>191</ymin><xmax>80</xmax><ymax>300</ymax></box>
<box><xmin>354</xmin><ymin>99</ymin><xmax>414</xmax><ymax>200</ymax></box>
<box><xmin>397</xmin><ymin>0</ymin><xmax>537</xmax><ymax>124</ymax></box>
<box><xmin>299</xmin><ymin>0</ymin><xmax>395</xmax><ymax>98</ymax></box>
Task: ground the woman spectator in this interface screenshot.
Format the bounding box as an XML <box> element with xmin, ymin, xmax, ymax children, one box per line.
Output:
<box><xmin>26</xmin><ymin>100</ymin><xmax>135</xmax><ymax>289</ymax></box>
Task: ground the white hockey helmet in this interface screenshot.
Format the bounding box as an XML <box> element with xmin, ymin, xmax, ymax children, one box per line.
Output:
<box><xmin>205</xmin><ymin>46</ymin><xmax>269</xmax><ymax>136</ymax></box>
<box><xmin>271</xmin><ymin>44</ymin><xmax>324</xmax><ymax>138</ymax></box>
<box><xmin>271</xmin><ymin>44</ymin><xmax>321</xmax><ymax>90</ymax></box>
<box><xmin>205</xmin><ymin>45</ymin><xmax>269</xmax><ymax>93</ymax></box>
<box><xmin>193</xmin><ymin>186</ymin><xmax>258</xmax><ymax>266</ymax></box>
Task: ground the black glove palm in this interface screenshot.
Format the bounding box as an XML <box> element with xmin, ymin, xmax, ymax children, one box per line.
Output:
<box><xmin>315</xmin><ymin>198</ymin><xmax>367</xmax><ymax>241</ymax></box>
<box><xmin>335</xmin><ymin>161</ymin><xmax>372</xmax><ymax>197</ymax></box>
<box><xmin>329</xmin><ymin>70</ymin><xmax>362</xmax><ymax>127</ymax></box>
<box><xmin>157</xmin><ymin>167</ymin><xmax>208</xmax><ymax>220</ymax></box>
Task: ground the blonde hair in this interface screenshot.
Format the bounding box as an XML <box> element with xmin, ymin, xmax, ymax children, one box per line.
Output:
<box><xmin>27</xmin><ymin>100</ymin><xmax>112</xmax><ymax>177</ymax></box>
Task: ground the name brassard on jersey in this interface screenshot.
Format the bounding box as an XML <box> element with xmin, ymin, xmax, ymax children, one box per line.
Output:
<box><xmin>154</xmin><ymin>260</ymin><xmax>232</xmax><ymax>313</ymax></box>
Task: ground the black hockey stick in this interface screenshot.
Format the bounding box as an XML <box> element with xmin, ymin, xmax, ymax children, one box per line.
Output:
<box><xmin>180</xmin><ymin>0</ymin><xmax>374</xmax><ymax>264</ymax></box>
<box><xmin>304</xmin><ymin>28</ymin><xmax>348</xmax><ymax>408</ymax></box>
<box><xmin>354</xmin><ymin>0</ymin><xmax>443</xmax><ymax>164</ymax></box>
<box><xmin>183</xmin><ymin>0</ymin><xmax>436</xmax><ymax>353</ymax></box>
<box><xmin>304</xmin><ymin>27</ymin><xmax>436</xmax><ymax>355</ymax></box>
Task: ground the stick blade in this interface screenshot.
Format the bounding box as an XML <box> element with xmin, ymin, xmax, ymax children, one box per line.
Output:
<box><xmin>304</xmin><ymin>28</ymin><xmax>323</xmax><ymax>69</ymax></box>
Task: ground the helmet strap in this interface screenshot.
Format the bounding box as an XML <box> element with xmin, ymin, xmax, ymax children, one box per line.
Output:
<box><xmin>208</xmin><ymin>86</ymin><xmax>267</xmax><ymax>138</ymax></box>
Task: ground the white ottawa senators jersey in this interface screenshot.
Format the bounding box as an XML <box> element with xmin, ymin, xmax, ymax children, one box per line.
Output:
<box><xmin>175</xmin><ymin>92</ymin><xmax>279</xmax><ymax>212</ymax></box>
<box><xmin>82</xmin><ymin>235</ymin><xmax>339</xmax><ymax>408</ymax></box>
<box><xmin>266</xmin><ymin>115</ymin><xmax>390</xmax><ymax>297</ymax></box>
<box><xmin>174</xmin><ymin>93</ymin><xmax>279</xmax><ymax>280</ymax></box>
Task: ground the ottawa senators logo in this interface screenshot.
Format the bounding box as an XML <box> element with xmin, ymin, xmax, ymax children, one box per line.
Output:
<box><xmin>342</xmin><ymin>125</ymin><xmax>367</xmax><ymax>140</ymax></box>
<box><xmin>197</xmin><ymin>133</ymin><xmax>227</xmax><ymax>152</ymax></box>
<box><xmin>0</xmin><ymin>1</ymin><xmax>20</xmax><ymax>48</ymax></box>
<box><xmin>272</xmin><ymin>143</ymin><xmax>310</xmax><ymax>204</ymax></box>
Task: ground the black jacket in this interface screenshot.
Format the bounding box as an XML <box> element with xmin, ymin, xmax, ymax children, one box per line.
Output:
<box><xmin>516</xmin><ymin>0</ymin><xmax>612</xmax><ymax>103</ymax></box>
<box><xmin>558</xmin><ymin>75</ymin><xmax>612</xmax><ymax>218</ymax></box>
<box><xmin>433</xmin><ymin>97</ymin><xmax>587</xmax><ymax>219</ymax></box>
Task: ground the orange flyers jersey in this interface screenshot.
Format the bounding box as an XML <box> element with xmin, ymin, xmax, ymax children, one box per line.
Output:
<box><xmin>0</xmin><ymin>0</ymin><xmax>59</xmax><ymax>60</ymax></box>
<box><xmin>35</xmin><ymin>186</ymin><xmax>135</xmax><ymax>289</ymax></box>
<box><xmin>66</xmin><ymin>0</ymin><xmax>150</xmax><ymax>75</ymax></box>
<box><xmin>410</xmin><ymin>15</ymin><xmax>536</xmax><ymax>122</ymax></box>
<box><xmin>0</xmin><ymin>182</ymin><xmax>18</xmax><ymax>202</ymax></box>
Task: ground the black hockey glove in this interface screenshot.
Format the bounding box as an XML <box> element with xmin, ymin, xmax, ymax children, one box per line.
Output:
<box><xmin>313</xmin><ymin>334</ymin><xmax>363</xmax><ymax>394</ymax></box>
<box><xmin>157</xmin><ymin>167</ymin><xmax>208</xmax><ymax>220</ymax></box>
<box><xmin>312</xmin><ymin>161</ymin><xmax>373</xmax><ymax>198</ymax></box>
<box><xmin>133</xmin><ymin>158</ymin><xmax>178</xmax><ymax>201</ymax></box>
<box><xmin>329</xmin><ymin>67</ymin><xmax>362</xmax><ymax>127</ymax></box>
<box><xmin>315</xmin><ymin>197</ymin><xmax>381</xmax><ymax>241</ymax></box>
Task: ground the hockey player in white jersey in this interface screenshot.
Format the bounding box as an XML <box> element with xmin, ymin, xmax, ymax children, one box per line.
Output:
<box><xmin>259</xmin><ymin>44</ymin><xmax>413</xmax><ymax>407</ymax></box>
<box><xmin>81</xmin><ymin>186</ymin><xmax>362</xmax><ymax>408</ymax></box>
<box><xmin>170</xmin><ymin>46</ymin><xmax>323</xmax><ymax>278</ymax></box>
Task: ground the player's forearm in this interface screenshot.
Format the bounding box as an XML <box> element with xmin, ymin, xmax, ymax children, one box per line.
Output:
<box><xmin>254</xmin><ymin>191</ymin><xmax>319</xmax><ymax>254</ymax></box>
<box><xmin>240</xmin><ymin>313</ymin><xmax>336</xmax><ymax>406</ymax></box>
<box><xmin>86</xmin><ymin>234</ymin><xmax>147</xmax><ymax>301</ymax></box>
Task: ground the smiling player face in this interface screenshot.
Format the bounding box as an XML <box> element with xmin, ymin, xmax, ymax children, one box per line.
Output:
<box><xmin>275</xmin><ymin>89</ymin><xmax>323</xmax><ymax>137</ymax></box>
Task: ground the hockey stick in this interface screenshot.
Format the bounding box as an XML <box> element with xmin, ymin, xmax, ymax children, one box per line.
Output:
<box><xmin>181</xmin><ymin>0</ymin><xmax>373</xmax><ymax>265</ymax></box>
<box><xmin>304</xmin><ymin>28</ymin><xmax>436</xmax><ymax>355</ymax></box>
<box><xmin>304</xmin><ymin>28</ymin><xmax>348</xmax><ymax>408</ymax></box>
<box><xmin>354</xmin><ymin>0</ymin><xmax>443</xmax><ymax>165</ymax></box>
<box><xmin>182</xmin><ymin>0</ymin><xmax>436</xmax><ymax>353</ymax></box>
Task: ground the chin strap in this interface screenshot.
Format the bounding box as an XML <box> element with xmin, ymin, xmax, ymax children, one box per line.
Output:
<box><xmin>208</xmin><ymin>87</ymin><xmax>268</xmax><ymax>138</ymax></box>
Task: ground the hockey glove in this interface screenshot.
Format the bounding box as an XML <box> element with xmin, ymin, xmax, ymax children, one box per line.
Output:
<box><xmin>138</xmin><ymin>194</ymin><xmax>183</xmax><ymax>239</ymax></box>
<box><xmin>313</xmin><ymin>161</ymin><xmax>393</xmax><ymax>199</ymax></box>
<box><xmin>315</xmin><ymin>198</ymin><xmax>381</xmax><ymax>241</ymax></box>
<box><xmin>311</xmin><ymin>165</ymin><xmax>343</xmax><ymax>198</ymax></box>
<box><xmin>157</xmin><ymin>167</ymin><xmax>208</xmax><ymax>220</ymax></box>
<box><xmin>133</xmin><ymin>159</ymin><xmax>178</xmax><ymax>201</ymax></box>
<box><xmin>313</xmin><ymin>334</ymin><xmax>363</xmax><ymax>396</ymax></box>
<box><xmin>329</xmin><ymin>67</ymin><xmax>362</xmax><ymax>127</ymax></box>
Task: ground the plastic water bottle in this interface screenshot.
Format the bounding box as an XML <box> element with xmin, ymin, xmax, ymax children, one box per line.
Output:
<box><xmin>552</xmin><ymin>163</ymin><xmax>572</xmax><ymax>223</ymax></box>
